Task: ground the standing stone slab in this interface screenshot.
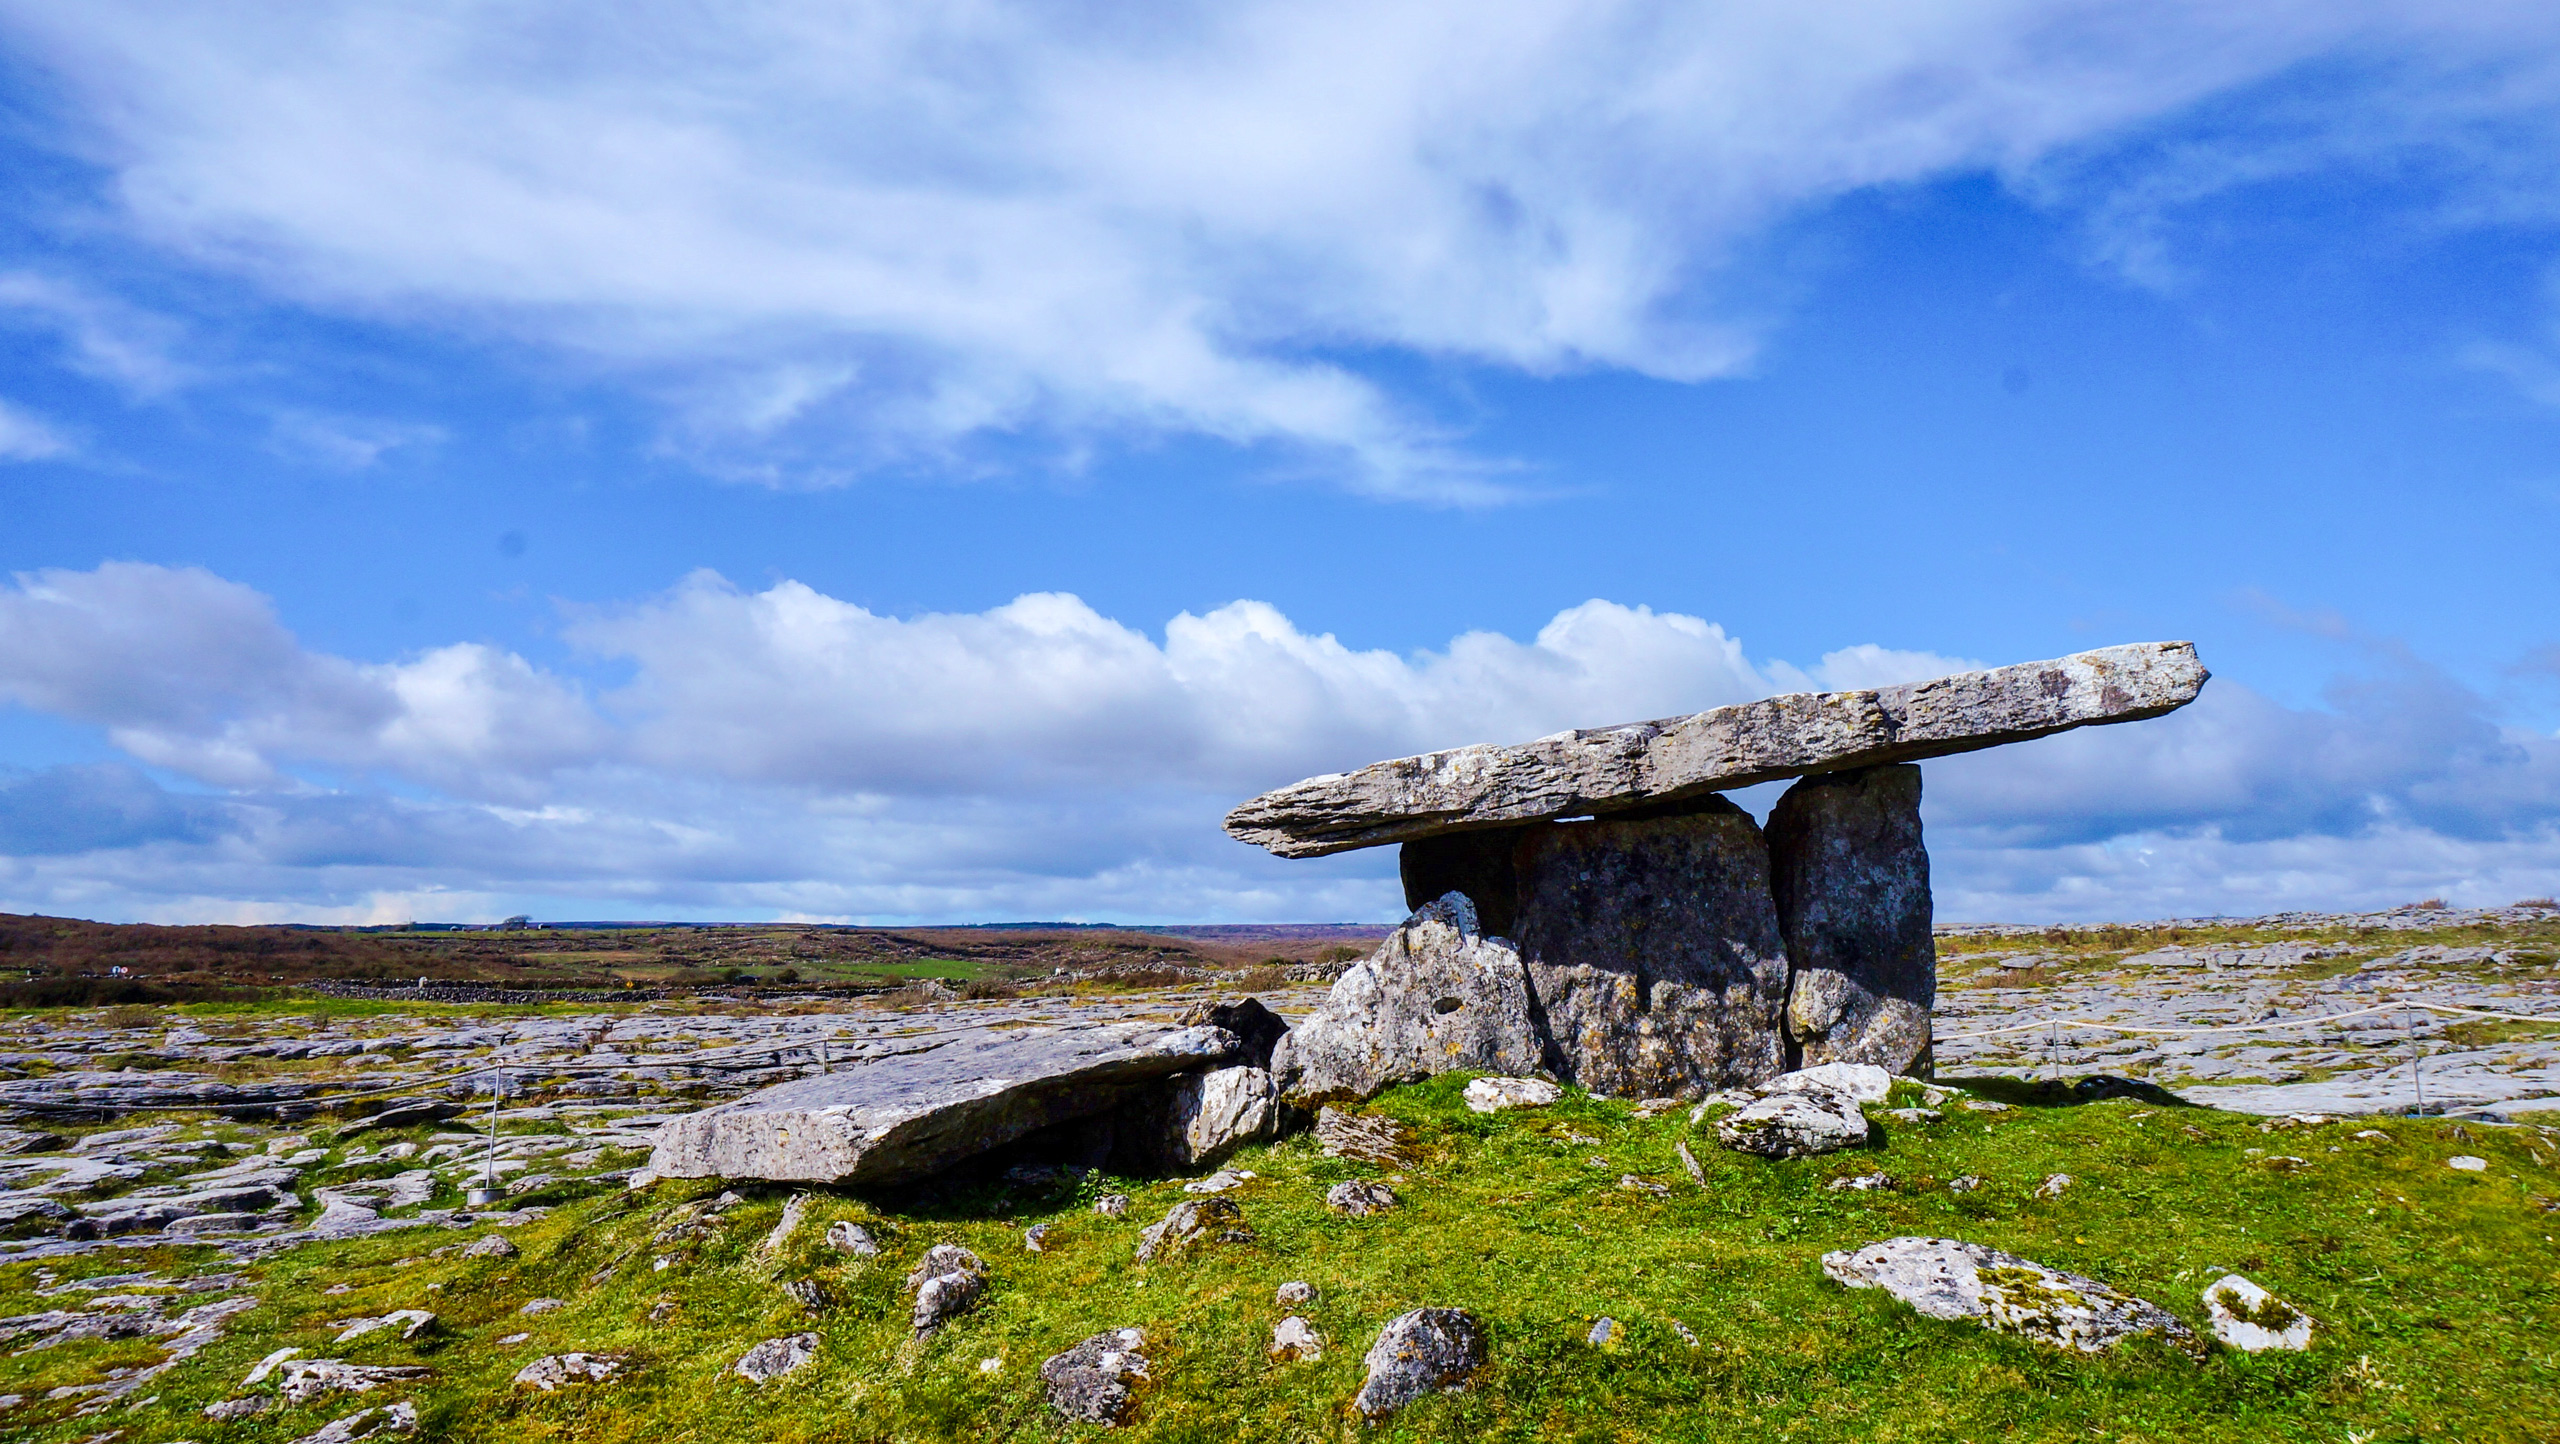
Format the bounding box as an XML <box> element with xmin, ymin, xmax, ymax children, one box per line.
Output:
<box><xmin>1108</xmin><ymin>1066</ymin><xmax>1280</xmax><ymax>1175</ymax></box>
<box><xmin>1226</xmin><ymin>642</ymin><xmax>2207</xmax><ymax>857</ymax></box>
<box><xmin>1510</xmin><ymin>801</ymin><xmax>1790</xmax><ymax>1098</ymax></box>
<box><xmin>1268</xmin><ymin>895</ymin><xmax>1541</xmax><ymax>1108</ymax></box>
<box><xmin>647</xmin><ymin>1023</ymin><xmax>1240</xmax><ymax>1187</ymax></box>
<box><xmin>1767</xmin><ymin>764</ymin><xmax>1934</xmax><ymax>1074</ymax></box>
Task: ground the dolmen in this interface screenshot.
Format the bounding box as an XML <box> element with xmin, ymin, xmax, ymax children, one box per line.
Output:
<box><xmin>649</xmin><ymin>641</ymin><xmax>2203</xmax><ymax>1187</ymax></box>
<box><xmin>1246</xmin><ymin>642</ymin><xmax>2205</xmax><ymax>1100</ymax></box>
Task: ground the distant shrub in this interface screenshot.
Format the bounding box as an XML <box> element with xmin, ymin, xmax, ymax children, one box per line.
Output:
<box><xmin>1237</xmin><ymin>965</ymin><xmax>1289</xmax><ymax>992</ymax></box>
<box><xmin>2411</xmin><ymin>898</ymin><xmax>2450</xmax><ymax>910</ymax></box>
<box><xmin>773</xmin><ymin>967</ymin><xmax>802</xmax><ymax>984</ymax></box>
<box><xmin>2515</xmin><ymin>898</ymin><xmax>2557</xmax><ymax>910</ymax></box>
<box><xmin>960</xmin><ymin>979</ymin><xmax>1019</xmax><ymax>1000</ymax></box>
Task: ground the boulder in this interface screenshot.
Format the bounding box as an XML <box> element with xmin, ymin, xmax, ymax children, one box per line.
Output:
<box><xmin>1226</xmin><ymin>642</ymin><xmax>2208</xmax><ymax>856</ymax></box>
<box><xmin>2202</xmin><ymin>1274</ymin><xmax>2312</xmax><ymax>1351</ymax></box>
<box><xmin>734</xmin><ymin>1332</ymin><xmax>819</xmax><ymax>1383</ymax></box>
<box><xmin>1822</xmin><ymin>1237</ymin><xmax>2201</xmax><ymax>1357</ymax></box>
<box><xmin>1269</xmin><ymin>896</ymin><xmax>1540</xmax><ymax>1108</ymax></box>
<box><xmin>1134</xmin><ymin>1197</ymin><xmax>1247</xmax><ymax>1261</ymax></box>
<box><xmin>1041</xmin><ymin>1327</ymin><xmax>1149</xmax><ymax>1425</ymax></box>
<box><xmin>1512</xmin><ymin>803</ymin><xmax>1791</xmax><ymax>1097</ymax></box>
<box><xmin>1108</xmin><ymin>1066</ymin><xmax>1279</xmax><ymax>1174</ymax></box>
<box><xmin>1715</xmin><ymin>1085</ymin><xmax>1869</xmax><ymax>1158</ymax></box>
<box><xmin>1181</xmin><ymin>999</ymin><xmax>1289</xmax><ymax>1069</ymax></box>
<box><xmin>1767</xmin><ymin>766</ymin><xmax>1933</xmax><ymax>1074</ymax></box>
<box><xmin>1463</xmin><ymin>1077</ymin><xmax>1562</xmax><ymax>1113</ymax></box>
<box><xmin>1354</xmin><ymin>1307</ymin><xmax>1487</xmax><ymax>1420</ymax></box>
<box><xmin>647</xmin><ymin>1022</ymin><xmax>1241</xmax><ymax>1186</ymax></box>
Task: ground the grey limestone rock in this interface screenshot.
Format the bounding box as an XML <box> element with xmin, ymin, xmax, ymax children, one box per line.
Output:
<box><xmin>204</xmin><ymin>1395</ymin><xmax>268</xmax><ymax>1419</ymax></box>
<box><xmin>734</xmin><ymin>1331</ymin><xmax>819</xmax><ymax>1383</ymax></box>
<box><xmin>1822</xmin><ymin>1237</ymin><xmax>2201</xmax><ymax>1356</ymax></box>
<box><xmin>1462</xmin><ymin>1076</ymin><xmax>1562</xmax><ymax>1113</ymax></box>
<box><xmin>1276</xmin><ymin>1280</ymin><xmax>1317</xmax><ymax>1306</ymax></box>
<box><xmin>1269</xmin><ymin>895</ymin><xmax>1540</xmax><ymax>1108</ymax></box>
<box><xmin>1312</xmin><ymin>1107</ymin><xmax>1408</xmax><ymax>1165</ymax></box>
<box><xmin>1512</xmin><ymin>803</ymin><xmax>1791</xmax><ymax>1097</ymax></box>
<box><xmin>1041</xmin><ymin>1326</ymin><xmax>1148</xmax><ymax>1425</ymax></box>
<box><xmin>1768</xmin><ymin>765</ymin><xmax>1934</xmax><ymax>1074</ymax></box>
<box><xmin>276</xmin><ymin>1358</ymin><xmax>432</xmax><ymax>1406</ymax></box>
<box><xmin>1108</xmin><ymin>1065</ymin><xmax>1279</xmax><ymax>1174</ymax></box>
<box><xmin>1269</xmin><ymin>1315</ymin><xmax>1322</xmax><ymax>1361</ymax></box>
<box><xmin>332</xmin><ymin>1311</ymin><xmax>434</xmax><ymax>1344</ymax></box>
<box><xmin>511</xmin><ymin>1352</ymin><xmax>625</xmax><ymax>1391</ymax></box>
<box><xmin>2203</xmin><ymin>1273</ymin><xmax>2312</xmax><ymax>1351</ymax></box>
<box><xmin>1714</xmin><ymin>1085</ymin><xmax>1870</xmax><ymax>1158</ymax></box>
<box><xmin>825</xmin><ymin>1220</ymin><xmax>880</xmax><ymax>1257</ymax></box>
<box><xmin>906</xmin><ymin>1245</ymin><xmax>987</xmax><ymax>1336</ymax></box>
<box><xmin>647</xmin><ymin>1022</ymin><xmax>1241</xmax><ymax>1186</ymax></box>
<box><xmin>289</xmin><ymin>1401</ymin><xmax>418</xmax><ymax>1444</ymax></box>
<box><xmin>1134</xmin><ymin>1196</ymin><xmax>1246</xmax><ymax>1261</ymax></box>
<box><xmin>1180</xmin><ymin>999</ymin><xmax>1289</xmax><ymax>1069</ymax></box>
<box><xmin>461</xmin><ymin>1234</ymin><xmax>517</xmax><ymax>1259</ymax></box>
<box><xmin>1227</xmin><ymin>642</ymin><xmax>2207</xmax><ymax>856</ymax></box>
<box><xmin>1325</xmin><ymin>1179</ymin><xmax>1398</xmax><ymax>1217</ymax></box>
<box><xmin>1354</xmin><ymin>1307</ymin><xmax>1487</xmax><ymax>1420</ymax></box>
<box><xmin>1760</xmin><ymin>1062</ymin><xmax>1894</xmax><ymax>1103</ymax></box>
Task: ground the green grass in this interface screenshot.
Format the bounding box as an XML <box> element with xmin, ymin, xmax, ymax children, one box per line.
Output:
<box><xmin>6</xmin><ymin>1077</ymin><xmax>2554</xmax><ymax>1442</ymax></box>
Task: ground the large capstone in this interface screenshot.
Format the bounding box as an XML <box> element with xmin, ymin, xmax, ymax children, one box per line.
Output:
<box><xmin>1225</xmin><ymin>642</ymin><xmax>2206</xmax><ymax>857</ymax></box>
<box><xmin>1268</xmin><ymin>894</ymin><xmax>1541</xmax><ymax>1108</ymax></box>
<box><xmin>647</xmin><ymin>1022</ymin><xmax>1240</xmax><ymax>1186</ymax></box>
<box><xmin>1510</xmin><ymin>801</ymin><xmax>1791</xmax><ymax>1098</ymax></box>
<box><xmin>1767</xmin><ymin>764</ymin><xmax>1934</xmax><ymax>1074</ymax></box>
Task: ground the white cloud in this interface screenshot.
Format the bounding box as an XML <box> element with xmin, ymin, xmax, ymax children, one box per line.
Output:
<box><xmin>0</xmin><ymin>399</ymin><xmax>69</xmax><ymax>460</ymax></box>
<box><xmin>1</xmin><ymin>562</ymin><xmax>2558</xmax><ymax>923</ymax></box>
<box><xmin>6</xmin><ymin>3</ymin><xmax>2557</xmax><ymax>493</ymax></box>
<box><xmin>0</xmin><ymin>271</ymin><xmax>196</xmax><ymax>397</ymax></box>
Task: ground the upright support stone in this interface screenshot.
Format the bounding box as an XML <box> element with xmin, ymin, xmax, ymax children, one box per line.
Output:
<box><xmin>1510</xmin><ymin>799</ymin><xmax>1790</xmax><ymax>1098</ymax></box>
<box><xmin>1268</xmin><ymin>894</ymin><xmax>1542</xmax><ymax>1108</ymax></box>
<box><xmin>1766</xmin><ymin>765</ymin><xmax>1933</xmax><ymax>1075</ymax></box>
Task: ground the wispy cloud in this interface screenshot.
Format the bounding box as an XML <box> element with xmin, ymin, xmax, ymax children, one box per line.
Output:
<box><xmin>0</xmin><ymin>398</ymin><xmax>70</xmax><ymax>460</ymax></box>
<box><xmin>6</xmin><ymin>3</ymin><xmax>2558</xmax><ymax>495</ymax></box>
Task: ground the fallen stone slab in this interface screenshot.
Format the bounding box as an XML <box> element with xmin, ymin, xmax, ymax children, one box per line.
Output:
<box><xmin>647</xmin><ymin>1022</ymin><xmax>1241</xmax><ymax>1186</ymax></box>
<box><xmin>1759</xmin><ymin>1063</ymin><xmax>1895</xmax><ymax>1104</ymax></box>
<box><xmin>1270</xmin><ymin>895</ymin><xmax>1541</xmax><ymax>1108</ymax></box>
<box><xmin>1226</xmin><ymin>642</ymin><xmax>2207</xmax><ymax>857</ymax></box>
<box><xmin>1822</xmin><ymin>1237</ymin><xmax>2201</xmax><ymax>1356</ymax></box>
<box><xmin>1355</xmin><ymin>1307</ymin><xmax>1487</xmax><ymax>1420</ymax></box>
<box><xmin>1042</xmin><ymin>1326</ymin><xmax>1149</xmax><ymax>1425</ymax></box>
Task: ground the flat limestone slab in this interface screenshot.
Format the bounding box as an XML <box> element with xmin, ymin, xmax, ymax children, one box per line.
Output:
<box><xmin>1225</xmin><ymin>641</ymin><xmax>2206</xmax><ymax>857</ymax></box>
<box><xmin>647</xmin><ymin>1023</ymin><xmax>1239</xmax><ymax>1186</ymax></box>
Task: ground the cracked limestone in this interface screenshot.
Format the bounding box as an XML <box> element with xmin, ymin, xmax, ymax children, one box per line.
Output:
<box><xmin>1768</xmin><ymin>765</ymin><xmax>1934</xmax><ymax>1075</ymax></box>
<box><xmin>1269</xmin><ymin>895</ymin><xmax>1540</xmax><ymax>1108</ymax></box>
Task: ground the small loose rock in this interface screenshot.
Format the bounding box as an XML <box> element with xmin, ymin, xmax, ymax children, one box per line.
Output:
<box><xmin>1269</xmin><ymin>1316</ymin><xmax>1322</xmax><ymax>1361</ymax></box>
<box><xmin>825</xmin><ymin>1221</ymin><xmax>880</xmax><ymax>1257</ymax></box>
<box><xmin>1041</xmin><ymin>1326</ymin><xmax>1149</xmax><ymax>1425</ymax></box>
<box><xmin>734</xmin><ymin>1331</ymin><xmax>819</xmax><ymax>1383</ymax></box>
<box><xmin>1326</xmin><ymin>1179</ymin><xmax>1399</xmax><ymax>1217</ymax></box>
<box><xmin>1276</xmin><ymin>1280</ymin><xmax>1316</xmax><ymax>1306</ymax></box>
<box><xmin>513</xmin><ymin>1353</ymin><xmax>624</xmax><ymax>1391</ymax></box>
<box><xmin>1355</xmin><ymin>1308</ymin><xmax>1486</xmax><ymax>1420</ymax></box>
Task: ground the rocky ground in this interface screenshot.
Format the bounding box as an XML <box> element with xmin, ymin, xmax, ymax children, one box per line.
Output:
<box><xmin>0</xmin><ymin>905</ymin><xmax>2541</xmax><ymax>1440</ymax></box>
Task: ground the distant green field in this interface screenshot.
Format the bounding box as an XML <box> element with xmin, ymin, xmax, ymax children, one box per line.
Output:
<box><xmin>8</xmin><ymin>1073</ymin><xmax>2549</xmax><ymax>1443</ymax></box>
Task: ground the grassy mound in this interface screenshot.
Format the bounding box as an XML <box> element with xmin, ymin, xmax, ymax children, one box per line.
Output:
<box><xmin>9</xmin><ymin>1076</ymin><xmax>2552</xmax><ymax>1442</ymax></box>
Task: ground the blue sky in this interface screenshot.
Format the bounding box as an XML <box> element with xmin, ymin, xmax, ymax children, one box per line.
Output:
<box><xmin>2</xmin><ymin>2</ymin><xmax>2559</xmax><ymax>925</ymax></box>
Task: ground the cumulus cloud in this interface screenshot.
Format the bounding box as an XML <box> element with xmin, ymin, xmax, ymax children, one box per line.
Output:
<box><xmin>5</xmin><ymin>3</ymin><xmax>2557</xmax><ymax>493</ymax></box>
<box><xmin>0</xmin><ymin>561</ymin><xmax>2555</xmax><ymax>923</ymax></box>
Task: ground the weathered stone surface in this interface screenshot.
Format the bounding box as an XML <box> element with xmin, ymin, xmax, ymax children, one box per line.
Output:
<box><xmin>2203</xmin><ymin>1274</ymin><xmax>2312</xmax><ymax>1351</ymax></box>
<box><xmin>1355</xmin><ymin>1307</ymin><xmax>1487</xmax><ymax>1420</ymax></box>
<box><xmin>1312</xmin><ymin>1106</ymin><xmax>1408</xmax><ymax>1165</ymax></box>
<box><xmin>1227</xmin><ymin>642</ymin><xmax>2207</xmax><ymax>856</ymax></box>
<box><xmin>1134</xmin><ymin>1196</ymin><xmax>1247</xmax><ymax>1260</ymax></box>
<box><xmin>734</xmin><ymin>1331</ymin><xmax>819</xmax><ymax>1383</ymax></box>
<box><xmin>1715</xmin><ymin>1085</ymin><xmax>1870</xmax><ymax>1158</ymax></box>
<box><xmin>907</xmin><ymin>1245</ymin><xmax>987</xmax><ymax>1335</ymax></box>
<box><xmin>1399</xmin><ymin>826</ymin><xmax>1530</xmax><ymax>935</ymax></box>
<box><xmin>1041</xmin><ymin>1327</ymin><xmax>1148</xmax><ymax>1425</ymax></box>
<box><xmin>1180</xmin><ymin>999</ymin><xmax>1289</xmax><ymax>1069</ymax></box>
<box><xmin>825</xmin><ymin>1221</ymin><xmax>880</xmax><ymax>1257</ymax></box>
<box><xmin>289</xmin><ymin>1401</ymin><xmax>418</xmax><ymax>1444</ymax></box>
<box><xmin>461</xmin><ymin>1234</ymin><xmax>517</xmax><ymax>1259</ymax></box>
<box><xmin>277</xmin><ymin>1358</ymin><xmax>432</xmax><ymax>1406</ymax></box>
<box><xmin>1512</xmin><ymin>804</ymin><xmax>1791</xmax><ymax>1098</ymax></box>
<box><xmin>1108</xmin><ymin>1066</ymin><xmax>1279</xmax><ymax>1174</ymax></box>
<box><xmin>647</xmin><ymin>1022</ymin><xmax>1240</xmax><ymax>1186</ymax></box>
<box><xmin>1768</xmin><ymin>765</ymin><xmax>1933</xmax><ymax>1074</ymax></box>
<box><xmin>512</xmin><ymin>1353</ymin><xmax>624</xmax><ymax>1391</ymax></box>
<box><xmin>1326</xmin><ymin>1179</ymin><xmax>1399</xmax><ymax>1216</ymax></box>
<box><xmin>1269</xmin><ymin>896</ymin><xmax>1540</xmax><ymax>1108</ymax></box>
<box><xmin>1822</xmin><ymin>1237</ymin><xmax>2201</xmax><ymax>1356</ymax></box>
<box><xmin>334</xmin><ymin>1100</ymin><xmax>464</xmax><ymax>1138</ymax></box>
<box><xmin>1276</xmin><ymin>1280</ymin><xmax>1317</xmax><ymax>1306</ymax></box>
<box><xmin>1462</xmin><ymin>1076</ymin><xmax>1562</xmax><ymax>1113</ymax></box>
<box><xmin>1269</xmin><ymin>1316</ymin><xmax>1322</xmax><ymax>1361</ymax></box>
<box><xmin>1760</xmin><ymin>1062</ymin><xmax>1894</xmax><ymax>1104</ymax></box>
<box><xmin>332</xmin><ymin>1311</ymin><xmax>434</xmax><ymax>1344</ymax></box>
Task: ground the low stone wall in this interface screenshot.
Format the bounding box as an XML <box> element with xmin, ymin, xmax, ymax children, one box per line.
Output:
<box><xmin>302</xmin><ymin>982</ymin><xmax>666</xmax><ymax>1005</ymax></box>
